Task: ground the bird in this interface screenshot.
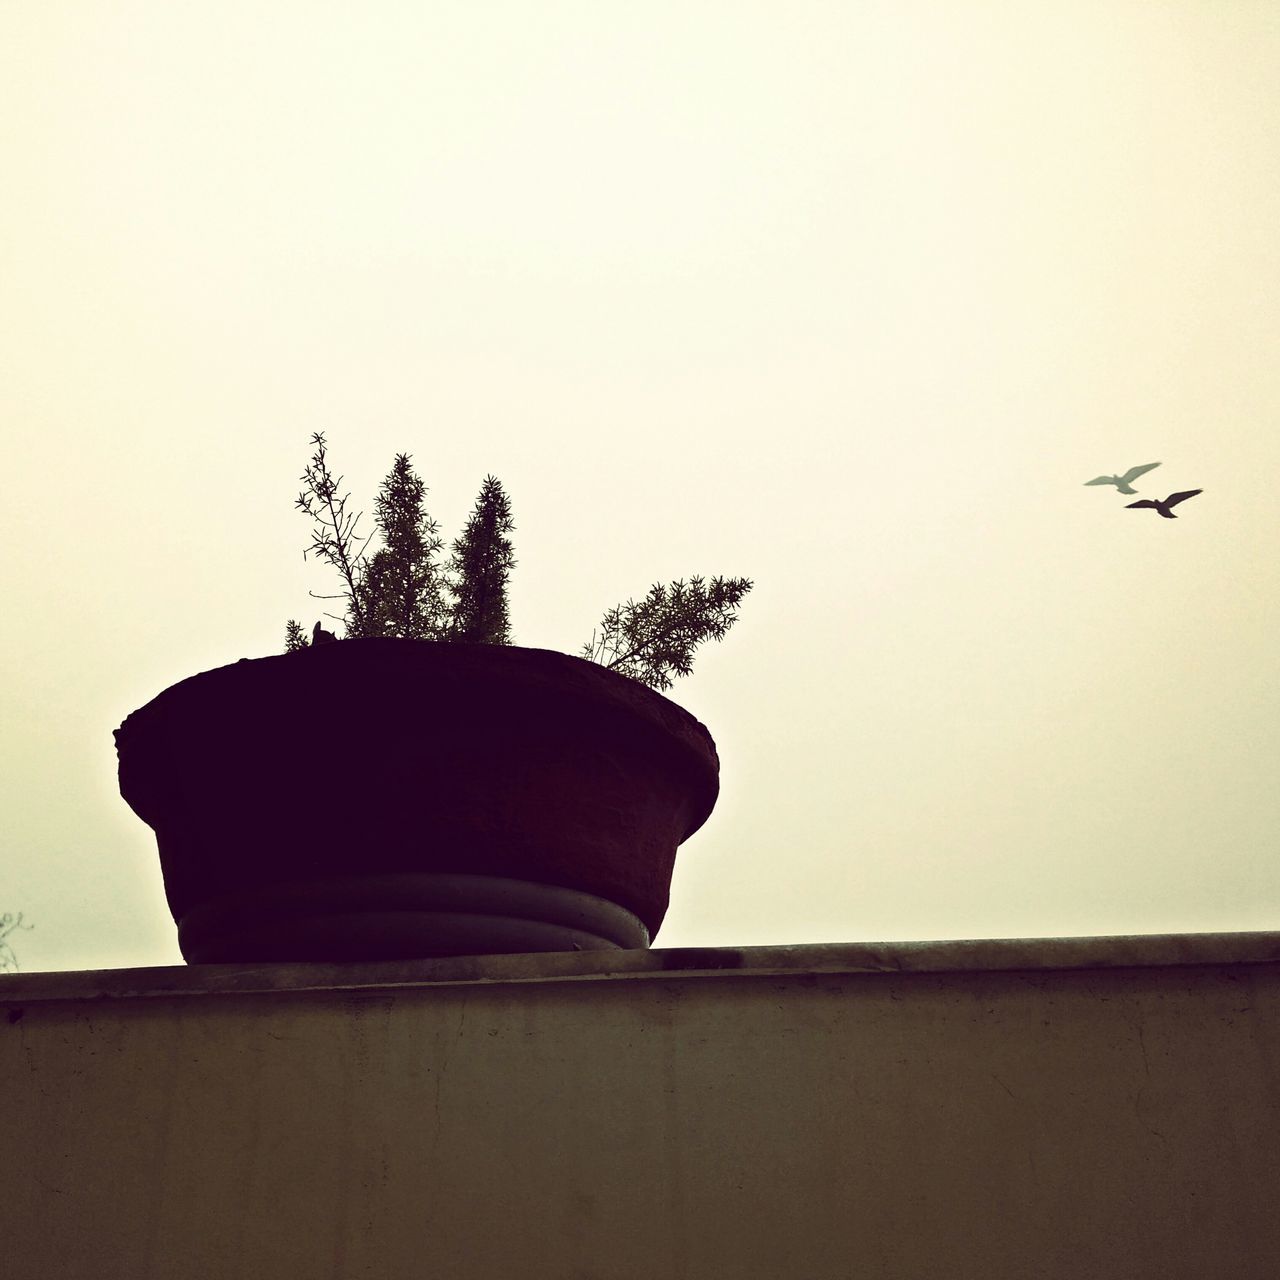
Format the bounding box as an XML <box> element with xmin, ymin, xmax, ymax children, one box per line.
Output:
<box><xmin>312</xmin><ymin>621</ymin><xmax>338</xmax><ymax>644</ymax></box>
<box><xmin>1083</xmin><ymin>461</ymin><xmax>1161</xmax><ymax>494</ymax></box>
<box><xmin>1125</xmin><ymin>489</ymin><xmax>1203</xmax><ymax>519</ymax></box>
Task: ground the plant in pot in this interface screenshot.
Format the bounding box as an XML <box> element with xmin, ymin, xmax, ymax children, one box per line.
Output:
<box><xmin>115</xmin><ymin>435</ymin><xmax>751</xmax><ymax>963</ymax></box>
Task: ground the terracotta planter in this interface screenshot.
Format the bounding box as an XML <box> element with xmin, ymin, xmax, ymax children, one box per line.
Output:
<box><xmin>115</xmin><ymin>639</ymin><xmax>720</xmax><ymax>962</ymax></box>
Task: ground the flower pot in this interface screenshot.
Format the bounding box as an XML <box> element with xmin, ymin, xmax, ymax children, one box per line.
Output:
<box><xmin>115</xmin><ymin>639</ymin><xmax>720</xmax><ymax>963</ymax></box>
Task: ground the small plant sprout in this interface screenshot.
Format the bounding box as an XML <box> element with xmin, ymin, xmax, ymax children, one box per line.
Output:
<box><xmin>0</xmin><ymin>912</ymin><xmax>32</xmax><ymax>974</ymax></box>
<box><xmin>285</xmin><ymin>435</ymin><xmax>751</xmax><ymax>690</ymax></box>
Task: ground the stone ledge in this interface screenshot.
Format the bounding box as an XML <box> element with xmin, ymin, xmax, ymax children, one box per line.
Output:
<box><xmin>2</xmin><ymin>931</ymin><xmax>1279</xmax><ymax>1003</ymax></box>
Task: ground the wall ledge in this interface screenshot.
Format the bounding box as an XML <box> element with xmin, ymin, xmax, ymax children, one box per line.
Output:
<box><xmin>2</xmin><ymin>931</ymin><xmax>1279</xmax><ymax>1004</ymax></box>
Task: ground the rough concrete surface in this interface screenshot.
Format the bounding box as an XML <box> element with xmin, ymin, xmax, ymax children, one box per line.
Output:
<box><xmin>3</xmin><ymin>936</ymin><xmax>1279</xmax><ymax>1279</ymax></box>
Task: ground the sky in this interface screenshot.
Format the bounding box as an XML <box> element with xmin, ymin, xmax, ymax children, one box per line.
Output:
<box><xmin>2</xmin><ymin>1</ymin><xmax>1278</xmax><ymax>973</ymax></box>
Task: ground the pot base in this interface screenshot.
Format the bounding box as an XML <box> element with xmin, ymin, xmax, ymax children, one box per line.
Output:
<box><xmin>177</xmin><ymin>872</ymin><xmax>651</xmax><ymax>963</ymax></box>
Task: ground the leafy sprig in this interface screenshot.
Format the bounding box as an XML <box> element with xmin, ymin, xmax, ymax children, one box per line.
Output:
<box><xmin>446</xmin><ymin>474</ymin><xmax>516</xmax><ymax>645</ymax></box>
<box><xmin>293</xmin><ymin>433</ymin><xmax>372</xmax><ymax>635</ymax></box>
<box><xmin>580</xmin><ymin>576</ymin><xmax>753</xmax><ymax>691</ymax></box>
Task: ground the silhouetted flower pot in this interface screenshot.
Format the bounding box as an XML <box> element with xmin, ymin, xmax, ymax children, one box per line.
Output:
<box><xmin>115</xmin><ymin>639</ymin><xmax>719</xmax><ymax>963</ymax></box>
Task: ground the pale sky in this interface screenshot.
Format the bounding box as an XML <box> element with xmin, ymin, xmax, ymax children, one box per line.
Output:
<box><xmin>2</xmin><ymin>2</ymin><xmax>1278</xmax><ymax>973</ymax></box>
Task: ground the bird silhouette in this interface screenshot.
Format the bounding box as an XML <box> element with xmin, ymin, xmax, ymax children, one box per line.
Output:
<box><xmin>1083</xmin><ymin>461</ymin><xmax>1161</xmax><ymax>494</ymax></box>
<box><xmin>312</xmin><ymin>621</ymin><xmax>338</xmax><ymax>644</ymax></box>
<box><xmin>1125</xmin><ymin>489</ymin><xmax>1203</xmax><ymax>519</ymax></box>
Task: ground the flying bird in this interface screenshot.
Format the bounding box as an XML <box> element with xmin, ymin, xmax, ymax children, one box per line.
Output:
<box><xmin>1083</xmin><ymin>461</ymin><xmax>1161</xmax><ymax>494</ymax></box>
<box><xmin>1125</xmin><ymin>490</ymin><xmax>1203</xmax><ymax>519</ymax></box>
<box><xmin>312</xmin><ymin>621</ymin><xmax>338</xmax><ymax>644</ymax></box>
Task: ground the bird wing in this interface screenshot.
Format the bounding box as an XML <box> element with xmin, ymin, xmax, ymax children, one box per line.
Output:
<box><xmin>1125</xmin><ymin>499</ymin><xmax>1158</xmax><ymax>510</ymax></box>
<box><xmin>1084</xmin><ymin>475</ymin><xmax>1117</xmax><ymax>486</ymax></box>
<box><xmin>1164</xmin><ymin>489</ymin><xmax>1202</xmax><ymax>507</ymax></box>
<box><xmin>1120</xmin><ymin>461</ymin><xmax>1161</xmax><ymax>484</ymax></box>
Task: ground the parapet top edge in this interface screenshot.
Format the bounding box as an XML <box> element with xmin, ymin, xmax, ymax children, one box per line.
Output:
<box><xmin>2</xmin><ymin>932</ymin><xmax>1280</xmax><ymax>1004</ymax></box>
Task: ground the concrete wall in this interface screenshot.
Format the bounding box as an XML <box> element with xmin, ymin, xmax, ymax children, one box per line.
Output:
<box><xmin>3</xmin><ymin>934</ymin><xmax>1280</xmax><ymax>1279</ymax></box>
